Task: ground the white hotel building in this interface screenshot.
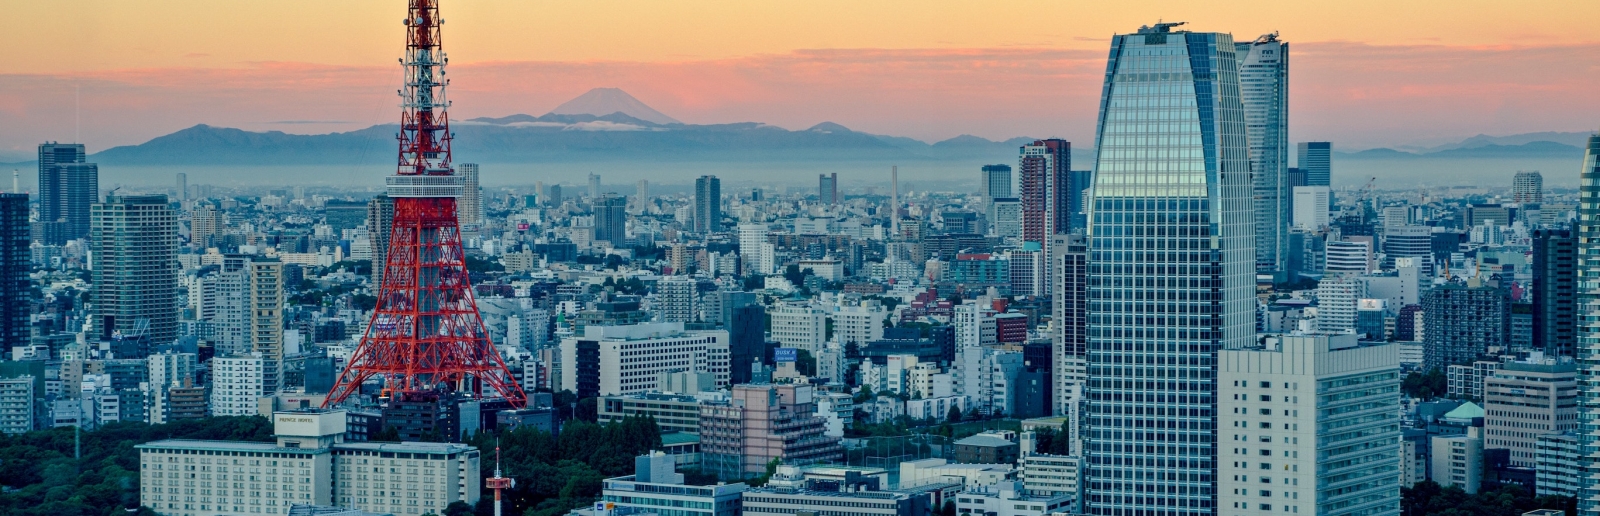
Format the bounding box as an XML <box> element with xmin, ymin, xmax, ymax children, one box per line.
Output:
<box><xmin>138</xmin><ymin>409</ymin><xmax>479</xmax><ymax>516</ymax></box>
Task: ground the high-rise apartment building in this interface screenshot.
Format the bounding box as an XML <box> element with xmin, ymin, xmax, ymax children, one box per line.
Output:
<box><xmin>248</xmin><ymin>259</ymin><xmax>285</xmax><ymax>393</ymax></box>
<box><xmin>1218</xmin><ymin>334</ymin><xmax>1401</xmax><ymax>516</ymax></box>
<box><xmin>634</xmin><ymin>179</ymin><xmax>649</xmax><ymax>213</ymax></box>
<box><xmin>1513</xmin><ymin>170</ymin><xmax>1543</xmax><ymax>204</ymax></box>
<box><xmin>1019</xmin><ymin>139</ymin><xmax>1068</xmax><ymax>244</ymax></box>
<box><xmin>588</xmin><ymin>172</ymin><xmax>602</xmax><ymax>199</ymax></box>
<box><xmin>983</xmin><ymin>164</ymin><xmax>1013</xmax><ymax>201</ymax></box>
<box><xmin>1291</xmin><ymin>186</ymin><xmax>1330</xmax><ymax>230</ymax></box>
<box><xmin>818</xmin><ymin>173</ymin><xmax>839</xmax><ymax>204</ymax></box>
<box><xmin>175</xmin><ymin>173</ymin><xmax>187</xmax><ymax>202</ymax></box>
<box><xmin>190</xmin><ymin>205</ymin><xmax>223</xmax><ymax>248</ymax></box>
<box><xmin>594</xmin><ymin>193</ymin><xmax>628</xmax><ymax>244</ymax></box>
<box><xmin>91</xmin><ymin>195</ymin><xmax>179</xmax><ymax>346</ymax></box>
<box><xmin>1083</xmin><ymin>23</ymin><xmax>1255</xmax><ymax>516</ymax></box>
<box><xmin>655</xmin><ymin>276</ymin><xmax>698</xmax><ymax>323</ymax></box>
<box><xmin>1236</xmin><ymin>33</ymin><xmax>1290</xmax><ymax>274</ymax></box>
<box><xmin>1050</xmin><ymin>234</ymin><xmax>1087</xmax><ymax>418</ymax></box>
<box><xmin>0</xmin><ymin>194</ymin><xmax>27</xmax><ymax>352</ymax></box>
<box><xmin>1316</xmin><ymin>276</ymin><xmax>1366</xmax><ymax>333</ymax></box>
<box><xmin>210</xmin><ymin>354</ymin><xmax>265</xmax><ymax>416</ymax></box>
<box><xmin>457</xmin><ymin>162</ymin><xmax>482</xmax><ymax>225</ymax></box>
<box><xmin>1533</xmin><ymin>229</ymin><xmax>1577</xmax><ymax>357</ymax></box>
<box><xmin>770</xmin><ymin>302</ymin><xmax>826</xmax><ymax>353</ymax></box>
<box><xmin>1576</xmin><ymin>133</ymin><xmax>1600</xmax><ymax>516</ymax></box>
<box><xmin>367</xmin><ymin>194</ymin><xmax>394</xmax><ymax>285</ymax></box>
<box><xmin>695</xmin><ymin>175</ymin><xmax>721</xmax><ymax>234</ymax></box>
<box><xmin>1297</xmin><ymin>142</ymin><xmax>1332</xmax><ymax>187</ymax></box>
<box><xmin>1423</xmin><ymin>282</ymin><xmax>1510</xmax><ymax>372</ymax></box>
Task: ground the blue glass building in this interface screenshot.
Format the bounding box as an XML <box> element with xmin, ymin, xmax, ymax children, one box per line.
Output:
<box><xmin>1576</xmin><ymin>133</ymin><xmax>1600</xmax><ymax>516</ymax></box>
<box><xmin>1083</xmin><ymin>22</ymin><xmax>1256</xmax><ymax>515</ymax></box>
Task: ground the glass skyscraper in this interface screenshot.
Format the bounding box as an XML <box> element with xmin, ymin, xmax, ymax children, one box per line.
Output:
<box><xmin>1084</xmin><ymin>23</ymin><xmax>1255</xmax><ymax>515</ymax></box>
<box><xmin>1297</xmin><ymin>141</ymin><xmax>1331</xmax><ymax>186</ymax></box>
<box><xmin>1236</xmin><ymin>33</ymin><xmax>1289</xmax><ymax>274</ymax></box>
<box><xmin>1576</xmin><ymin>133</ymin><xmax>1600</xmax><ymax>516</ymax></box>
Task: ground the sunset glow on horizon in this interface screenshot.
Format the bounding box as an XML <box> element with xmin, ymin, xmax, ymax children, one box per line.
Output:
<box><xmin>5</xmin><ymin>0</ymin><xmax>1600</xmax><ymax>157</ymax></box>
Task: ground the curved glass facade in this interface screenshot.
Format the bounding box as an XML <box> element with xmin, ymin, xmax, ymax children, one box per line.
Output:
<box><xmin>1083</xmin><ymin>24</ymin><xmax>1255</xmax><ymax>516</ymax></box>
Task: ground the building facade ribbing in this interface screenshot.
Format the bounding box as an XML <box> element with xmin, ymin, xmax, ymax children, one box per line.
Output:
<box><xmin>91</xmin><ymin>195</ymin><xmax>179</xmax><ymax>346</ymax></box>
<box><xmin>1235</xmin><ymin>33</ymin><xmax>1289</xmax><ymax>274</ymax></box>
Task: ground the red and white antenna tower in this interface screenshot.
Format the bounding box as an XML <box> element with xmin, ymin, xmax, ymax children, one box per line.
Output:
<box><xmin>486</xmin><ymin>441</ymin><xmax>514</xmax><ymax>516</ymax></box>
<box><xmin>323</xmin><ymin>0</ymin><xmax>526</xmax><ymax>408</ymax></box>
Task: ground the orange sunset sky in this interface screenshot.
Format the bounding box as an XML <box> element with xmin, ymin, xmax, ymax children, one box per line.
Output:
<box><xmin>5</xmin><ymin>0</ymin><xmax>1600</xmax><ymax>159</ymax></box>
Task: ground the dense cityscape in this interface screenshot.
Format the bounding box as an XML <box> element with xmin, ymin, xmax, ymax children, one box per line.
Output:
<box><xmin>0</xmin><ymin>4</ymin><xmax>1592</xmax><ymax>516</ymax></box>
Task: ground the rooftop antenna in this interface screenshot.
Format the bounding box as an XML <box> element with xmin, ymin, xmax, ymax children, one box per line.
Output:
<box><xmin>486</xmin><ymin>438</ymin><xmax>513</xmax><ymax>516</ymax></box>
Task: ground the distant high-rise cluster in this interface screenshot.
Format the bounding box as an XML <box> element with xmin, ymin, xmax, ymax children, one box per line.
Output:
<box><xmin>36</xmin><ymin>142</ymin><xmax>96</xmax><ymax>245</ymax></box>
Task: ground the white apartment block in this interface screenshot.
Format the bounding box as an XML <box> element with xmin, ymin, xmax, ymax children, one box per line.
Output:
<box><xmin>559</xmin><ymin>322</ymin><xmax>729</xmax><ymax>396</ymax></box>
<box><xmin>1219</xmin><ymin>334</ymin><xmax>1402</xmax><ymax>516</ymax></box>
<box><xmin>829</xmin><ymin>299</ymin><xmax>885</xmax><ymax>348</ymax></box>
<box><xmin>654</xmin><ymin>276</ymin><xmax>698</xmax><ymax>323</ymax></box>
<box><xmin>770</xmin><ymin>302</ymin><xmax>827</xmax><ymax>352</ymax></box>
<box><xmin>0</xmin><ymin>377</ymin><xmax>34</xmax><ymax>435</ymax></box>
<box><xmin>211</xmin><ymin>354</ymin><xmax>265</xmax><ymax>417</ymax></box>
<box><xmin>1315</xmin><ymin>277</ymin><xmax>1366</xmax><ymax>334</ymax></box>
<box><xmin>148</xmin><ymin>352</ymin><xmax>198</xmax><ymax>424</ymax></box>
<box><xmin>137</xmin><ymin>410</ymin><xmax>480</xmax><ymax>516</ymax></box>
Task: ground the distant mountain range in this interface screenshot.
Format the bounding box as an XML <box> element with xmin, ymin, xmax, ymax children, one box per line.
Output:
<box><xmin>0</xmin><ymin>87</ymin><xmax>1589</xmax><ymax>187</ymax></box>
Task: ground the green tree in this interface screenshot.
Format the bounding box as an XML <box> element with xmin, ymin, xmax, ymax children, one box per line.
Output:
<box><xmin>946</xmin><ymin>405</ymin><xmax>963</xmax><ymax>423</ymax></box>
<box><xmin>1403</xmin><ymin>369</ymin><xmax>1449</xmax><ymax>400</ymax></box>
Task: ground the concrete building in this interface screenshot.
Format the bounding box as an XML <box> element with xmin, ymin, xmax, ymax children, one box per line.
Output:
<box><xmin>598</xmin><ymin>392</ymin><xmax>703</xmax><ymax>434</ymax></box>
<box><xmin>138</xmin><ymin>409</ymin><xmax>481</xmax><ymax>516</ymax></box>
<box><xmin>829</xmin><ymin>299</ymin><xmax>886</xmax><ymax>349</ymax></box>
<box><xmin>742</xmin><ymin>466</ymin><xmax>927</xmax><ymax>516</ymax></box>
<box><xmin>603</xmin><ymin>451</ymin><xmax>745</xmax><ymax>516</ymax></box>
<box><xmin>457</xmin><ymin>162</ymin><xmax>483</xmax><ymax>225</ymax></box>
<box><xmin>1292</xmin><ymin>186</ymin><xmax>1330</xmax><ymax>230</ymax></box>
<box><xmin>953</xmin><ymin>431</ymin><xmax>1020</xmax><ymax>464</ymax></box>
<box><xmin>956</xmin><ymin>481</ymin><xmax>1075</xmax><ymax>516</ymax></box>
<box><xmin>1423</xmin><ymin>283</ymin><xmax>1510</xmax><ymax>371</ymax></box>
<box><xmin>698</xmin><ymin>383</ymin><xmax>842</xmax><ymax>479</ymax></box>
<box><xmin>559</xmin><ymin>322</ymin><xmax>729</xmax><ymax>398</ymax></box>
<box><xmin>212</xmin><ymin>354</ymin><xmax>265</xmax><ymax>417</ymax></box>
<box><xmin>1531</xmin><ymin>229</ymin><xmax>1577</xmax><ymax>358</ymax></box>
<box><xmin>655</xmin><ymin>276</ymin><xmax>698</xmax><ymax>322</ymax></box>
<box><xmin>1536</xmin><ymin>432</ymin><xmax>1580</xmax><ymax>497</ymax></box>
<box><xmin>1019</xmin><ymin>453</ymin><xmax>1080</xmax><ymax>501</ymax></box>
<box><xmin>1219</xmin><ymin>334</ymin><xmax>1402</xmax><ymax>516</ymax></box>
<box><xmin>983</xmin><ymin>164</ymin><xmax>1013</xmax><ymax>201</ymax></box>
<box><xmin>1432</xmin><ymin>426</ymin><xmax>1485</xmax><ymax>494</ymax></box>
<box><xmin>1513</xmin><ymin>171</ymin><xmax>1543</xmax><ymax>204</ymax></box>
<box><xmin>91</xmin><ymin>194</ymin><xmax>180</xmax><ymax>346</ymax></box>
<box><xmin>0</xmin><ymin>376</ymin><xmax>34</xmax><ymax>435</ymax></box>
<box><xmin>694</xmin><ymin>175</ymin><xmax>720</xmax><ymax>234</ymax></box>
<box><xmin>1325</xmin><ymin>239</ymin><xmax>1372</xmax><ymax>275</ymax></box>
<box><xmin>1316</xmin><ymin>276</ymin><xmax>1366</xmax><ymax>333</ymax></box>
<box><xmin>0</xmin><ymin>194</ymin><xmax>26</xmax><ymax>353</ymax></box>
<box><xmin>769</xmin><ymin>302</ymin><xmax>826</xmax><ymax>353</ymax></box>
<box><xmin>1483</xmin><ymin>359</ymin><xmax>1578</xmax><ymax>467</ymax></box>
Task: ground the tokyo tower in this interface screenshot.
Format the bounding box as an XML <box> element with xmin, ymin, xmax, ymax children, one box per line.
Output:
<box><xmin>324</xmin><ymin>0</ymin><xmax>525</xmax><ymax>408</ymax></box>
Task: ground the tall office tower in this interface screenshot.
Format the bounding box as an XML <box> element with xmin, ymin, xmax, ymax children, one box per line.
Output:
<box><xmin>694</xmin><ymin>175</ymin><xmax>721</xmax><ymax>234</ymax></box>
<box><xmin>248</xmin><ymin>260</ymin><xmax>285</xmax><ymax>393</ymax></box>
<box><xmin>1062</xmin><ymin>169</ymin><xmax>1094</xmax><ymax>233</ymax></box>
<box><xmin>548</xmin><ymin>184</ymin><xmax>563</xmax><ymax>206</ymax></box>
<box><xmin>367</xmin><ymin>195</ymin><xmax>394</xmax><ymax>285</ymax></box>
<box><xmin>1532</xmin><ymin>229</ymin><xmax>1577</xmax><ymax>357</ymax></box>
<box><xmin>890</xmin><ymin>166</ymin><xmax>900</xmax><ymax>236</ymax></box>
<box><xmin>982</xmin><ymin>164</ymin><xmax>1013</xmax><ymax>200</ymax></box>
<box><xmin>37</xmin><ymin>143</ymin><xmax>85</xmax><ymax>244</ymax></box>
<box><xmin>1019</xmin><ymin>139</ymin><xmax>1068</xmax><ymax>243</ymax></box>
<box><xmin>1297</xmin><ymin>142</ymin><xmax>1332</xmax><ymax>186</ymax></box>
<box><xmin>48</xmin><ymin>163</ymin><xmax>98</xmax><ymax>242</ymax></box>
<box><xmin>1218</xmin><ymin>334</ymin><xmax>1402</xmax><ymax>516</ymax></box>
<box><xmin>0</xmin><ymin>194</ymin><xmax>27</xmax><ymax>352</ymax></box>
<box><xmin>634</xmin><ymin>179</ymin><xmax>649</xmax><ymax>213</ymax></box>
<box><xmin>1050</xmin><ymin>234</ymin><xmax>1088</xmax><ymax>417</ymax></box>
<box><xmin>1082</xmin><ymin>23</ymin><xmax>1254</xmax><ymax>516</ymax></box>
<box><xmin>1513</xmin><ymin>170</ymin><xmax>1544</xmax><ymax>204</ymax></box>
<box><xmin>457</xmin><ymin>163</ymin><xmax>482</xmax><ymax>225</ymax></box>
<box><xmin>594</xmin><ymin>193</ymin><xmax>628</xmax><ymax>244</ymax></box>
<box><xmin>90</xmin><ymin>195</ymin><xmax>179</xmax><ymax>346</ymax></box>
<box><xmin>819</xmin><ymin>173</ymin><xmax>838</xmax><ymax>204</ymax></box>
<box><xmin>1236</xmin><ymin>33</ymin><xmax>1290</xmax><ymax>274</ymax></box>
<box><xmin>1382</xmin><ymin>225</ymin><xmax>1434</xmax><ymax>274</ymax></box>
<box><xmin>1576</xmin><ymin>134</ymin><xmax>1600</xmax><ymax>516</ymax></box>
<box><xmin>175</xmin><ymin>173</ymin><xmax>187</xmax><ymax>202</ymax></box>
<box><xmin>588</xmin><ymin>173</ymin><xmax>601</xmax><ymax>199</ymax></box>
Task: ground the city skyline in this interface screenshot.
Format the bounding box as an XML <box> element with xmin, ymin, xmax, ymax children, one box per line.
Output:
<box><xmin>5</xmin><ymin>2</ymin><xmax>1600</xmax><ymax>159</ymax></box>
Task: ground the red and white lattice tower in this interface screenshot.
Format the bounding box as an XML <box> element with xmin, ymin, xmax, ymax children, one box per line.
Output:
<box><xmin>324</xmin><ymin>0</ymin><xmax>525</xmax><ymax>408</ymax></box>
